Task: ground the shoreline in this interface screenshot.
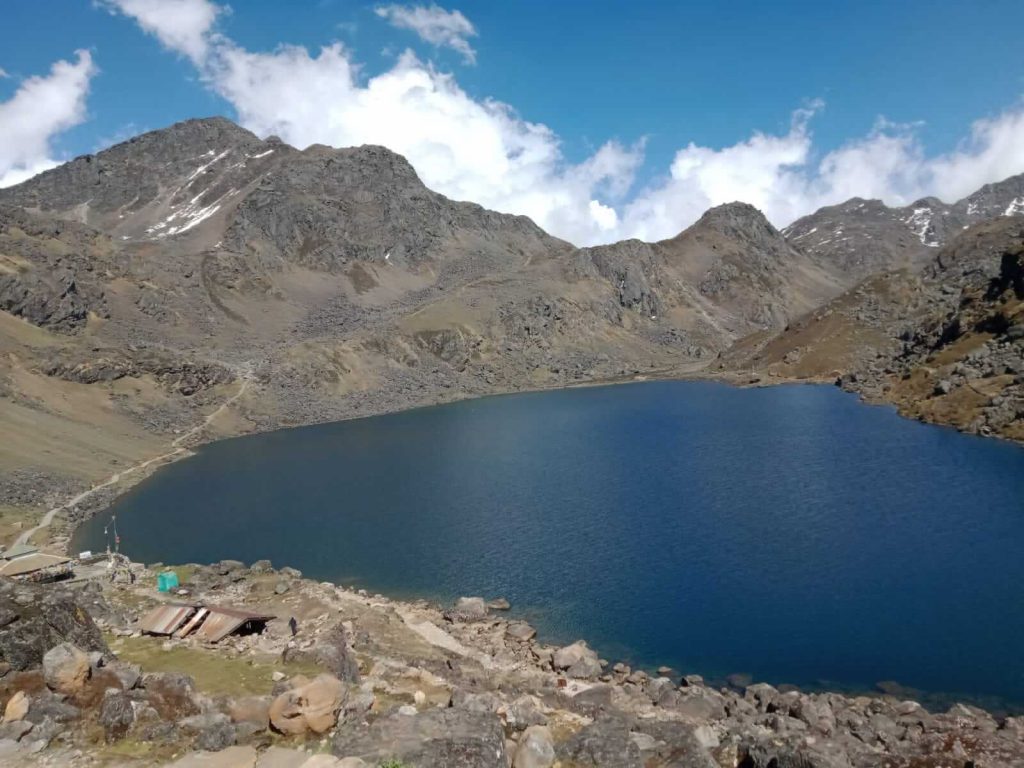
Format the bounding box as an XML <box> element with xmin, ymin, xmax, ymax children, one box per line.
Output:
<box><xmin>9</xmin><ymin>553</ymin><xmax>1024</xmax><ymax>766</ymax></box>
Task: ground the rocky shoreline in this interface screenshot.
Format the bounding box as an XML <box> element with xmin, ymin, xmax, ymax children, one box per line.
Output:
<box><xmin>3</xmin><ymin>557</ymin><xmax>1024</xmax><ymax>767</ymax></box>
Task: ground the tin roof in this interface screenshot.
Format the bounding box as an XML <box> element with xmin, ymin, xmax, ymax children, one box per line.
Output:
<box><xmin>138</xmin><ymin>604</ymin><xmax>197</xmax><ymax>635</ymax></box>
<box><xmin>174</xmin><ymin>607</ymin><xmax>209</xmax><ymax>638</ymax></box>
<box><xmin>191</xmin><ymin>606</ymin><xmax>276</xmax><ymax>643</ymax></box>
<box><xmin>1</xmin><ymin>543</ymin><xmax>39</xmax><ymax>561</ymax></box>
<box><xmin>0</xmin><ymin>552</ymin><xmax>70</xmax><ymax>577</ymax></box>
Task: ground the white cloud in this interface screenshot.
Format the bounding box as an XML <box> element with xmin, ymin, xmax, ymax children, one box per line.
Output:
<box><xmin>0</xmin><ymin>68</ymin><xmax>9</xmax><ymax>79</ymax></box>
<box><xmin>375</xmin><ymin>4</ymin><xmax>477</xmax><ymax>64</ymax></box>
<box><xmin>102</xmin><ymin>0</ymin><xmax>1024</xmax><ymax>246</ymax></box>
<box><xmin>98</xmin><ymin>0</ymin><xmax>223</xmax><ymax>65</ymax></box>
<box><xmin>0</xmin><ymin>50</ymin><xmax>97</xmax><ymax>188</ymax></box>
<box><xmin>617</xmin><ymin>103</ymin><xmax>1024</xmax><ymax>243</ymax></box>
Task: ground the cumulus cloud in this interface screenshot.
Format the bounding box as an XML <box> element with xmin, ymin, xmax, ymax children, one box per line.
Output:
<box><xmin>103</xmin><ymin>0</ymin><xmax>1024</xmax><ymax>245</ymax></box>
<box><xmin>375</xmin><ymin>4</ymin><xmax>477</xmax><ymax>64</ymax></box>
<box><xmin>97</xmin><ymin>0</ymin><xmax>223</xmax><ymax>64</ymax></box>
<box><xmin>618</xmin><ymin>103</ymin><xmax>1024</xmax><ymax>242</ymax></box>
<box><xmin>0</xmin><ymin>50</ymin><xmax>97</xmax><ymax>188</ymax></box>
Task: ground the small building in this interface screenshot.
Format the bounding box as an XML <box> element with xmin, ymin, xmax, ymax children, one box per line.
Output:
<box><xmin>138</xmin><ymin>603</ymin><xmax>275</xmax><ymax>643</ymax></box>
<box><xmin>0</xmin><ymin>544</ymin><xmax>72</xmax><ymax>582</ymax></box>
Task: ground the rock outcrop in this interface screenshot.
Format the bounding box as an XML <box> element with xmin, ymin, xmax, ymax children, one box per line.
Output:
<box><xmin>0</xmin><ymin>581</ymin><xmax>109</xmax><ymax>671</ymax></box>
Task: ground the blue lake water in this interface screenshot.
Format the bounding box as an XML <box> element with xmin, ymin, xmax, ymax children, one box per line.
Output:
<box><xmin>72</xmin><ymin>381</ymin><xmax>1024</xmax><ymax>708</ymax></box>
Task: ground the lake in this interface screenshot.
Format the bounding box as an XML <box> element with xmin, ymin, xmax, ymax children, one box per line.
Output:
<box><xmin>72</xmin><ymin>381</ymin><xmax>1024</xmax><ymax>709</ymax></box>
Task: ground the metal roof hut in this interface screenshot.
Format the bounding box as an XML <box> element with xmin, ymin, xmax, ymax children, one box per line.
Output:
<box><xmin>138</xmin><ymin>604</ymin><xmax>198</xmax><ymax>636</ymax></box>
<box><xmin>191</xmin><ymin>606</ymin><xmax>276</xmax><ymax>643</ymax></box>
<box><xmin>137</xmin><ymin>603</ymin><xmax>275</xmax><ymax>643</ymax></box>
<box><xmin>0</xmin><ymin>544</ymin><xmax>72</xmax><ymax>582</ymax></box>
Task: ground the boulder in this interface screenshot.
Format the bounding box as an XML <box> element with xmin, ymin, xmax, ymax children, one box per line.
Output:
<box><xmin>503</xmin><ymin>695</ymin><xmax>548</xmax><ymax>729</ymax></box>
<box><xmin>567</xmin><ymin>655</ymin><xmax>603</xmax><ymax>679</ymax></box>
<box><xmin>2</xmin><ymin>692</ymin><xmax>29</xmax><ymax>723</ymax></box>
<box><xmin>557</xmin><ymin>714</ymin><xmax>642</xmax><ymax>768</ymax></box>
<box><xmin>513</xmin><ymin>725</ymin><xmax>555</xmax><ymax>768</ymax></box>
<box><xmin>444</xmin><ymin>597</ymin><xmax>488</xmax><ymax>622</ymax></box>
<box><xmin>250</xmin><ymin>559</ymin><xmax>274</xmax><ymax>574</ymax></box>
<box><xmin>228</xmin><ymin>696</ymin><xmax>271</xmax><ymax>731</ymax></box>
<box><xmin>0</xmin><ymin>581</ymin><xmax>108</xmax><ymax>672</ymax></box>
<box><xmin>487</xmin><ymin>598</ymin><xmax>511</xmax><ymax>611</ymax></box>
<box><xmin>332</xmin><ymin>708</ymin><xmax>507</xmax><ymax>767</ymax></box>
<box><xmin>107</xmin><ymin>661</ymin><xmax>142</xmax><ymax>691</ymax></box>
<box><xmin>42</xmin><ymin>643</ymin><xmax>90</xmax><ymax>694</ymax></box>
<box><xmin>180</xmin><ymin>712</ymin><xmax>237</xmax><ymax>751</ymax></box>
<box><xmin>631</xmin><ymin>721</ymin><xmax>718</xmax><ymax>767</ymax></box>
<box><xmin>553</xmin><ymin>640</ymin><xmax>598</xmax><ymax>671</ymax></box>
<box><xmin>676</xmin><ymin>689</ymin><xmax>727</xmax><ymax>721</ymax></box>
<box><xmin>217</xmin><ymin>560</ymin><xmax>246</xmax><ymax>575</ymax></box>
<box><xmin>453</xmin><ymin>690</ymin><xmax>503</xmax><ymax>714</ymax></box>
<box><xmin>99</xmin><ymin>688</ymin><xmax>134</xmax><ymax>742</ymax></box>
<box><xmin>140</xmin><ymin>671</ymin><xmax>201</xmax><ymax>720</ymax></box>
<box><xmin>25</xmin><ymin>691</ymin><xmax>80</xmax><ymax>724</ymax></box>
<box><xmin>505</xmin><ymin>622</ymin><xmax>537</xmax><ymax>642</ymax></box>
<box><xmin>0</xmin><ymin>719</ymin><xmax>32</xmax><ymax>742</ymax></box>
<box><xmin>269</xmin><ymin>674</ymin><xmax>346</xmax><ymax>735</ymax></box>
<box><xmin>281</xmin><ymin>623</ymin><xmax>360</xmax><ymax>683</ymax></box>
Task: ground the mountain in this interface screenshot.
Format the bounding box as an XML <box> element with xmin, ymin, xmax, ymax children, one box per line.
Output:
<box><xmin>0</xmin><ymin>116</ymin><xmax>1022</xmax><ymax>533</ymax></box>
<box><xmin>727</xmin><ymin>214</ymin><xmax>1024</xmax><ymax>441</ymax></box>
<box><xmin>782</xmin><ymin>175</ymin><xmax>1024</xmax><ymax>279</ymax></box>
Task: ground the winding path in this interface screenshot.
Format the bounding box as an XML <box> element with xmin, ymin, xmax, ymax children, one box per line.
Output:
<box><xmin>15</xmin><ymin>365</ymin><xmax>254</xmax><ymax>548</ymax></box>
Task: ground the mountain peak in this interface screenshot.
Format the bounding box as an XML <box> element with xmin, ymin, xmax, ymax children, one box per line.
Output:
<box><xmin>684</xmin><ymin>201</ymin><xmax>780</xmax><ymax>245</ymax></box>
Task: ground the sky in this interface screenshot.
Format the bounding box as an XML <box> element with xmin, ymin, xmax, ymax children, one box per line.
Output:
<box><xmin>1</xmin><ymin>1</ymin><xmax>1023</xmax><ymax>246</ymax></box>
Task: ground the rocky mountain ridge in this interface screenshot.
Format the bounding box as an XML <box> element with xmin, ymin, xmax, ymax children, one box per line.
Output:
<box><xmin>782</xmin><ymin>174</ymin><xmax>1024</xmax><ymax>279</ymax></box>
<box><xmin>0</xmin><ymin>116</ymin><xmax>1022</xmax><ymax>541</ymax></box>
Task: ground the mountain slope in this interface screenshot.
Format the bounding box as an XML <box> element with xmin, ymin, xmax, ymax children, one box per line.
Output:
<box><xmin>728</xmin><ymin>216</ymin><xmax>1024</xmax><ymax>441</ymax></box>
<box><xmin>782</xmin><ymin>173</ymin><xmax>1024</xmax><ymax>279</ymax></box>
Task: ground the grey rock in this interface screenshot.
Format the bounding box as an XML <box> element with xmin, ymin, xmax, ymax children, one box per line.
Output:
<box><xmin>557</xmin><ymin>714</ymin><xmax>642</xmax><ymax>768</ymax></box>
<box><xmin>567</xmin><ymin>655</ymin><xmax>603</xmax><ymax>679</ymax></box>
<box><xmin>0</xmin><ymin>720</ymin><xmax>32</xmax><ymax>742</ymax></box>
<box><xmin>42</xmin><ymin>643</ymin><xmax>90</xmax><ymax>694</ymax></box>
<box><xmin>99</xmin><ymin>688</ymin><xmax>134</xmax><ymax>742</ymax></box>
<box><xmin>444</xmin><ymin>596</ymin><xmax>488</xmax><ymax>622</ymax></box>
<box><xmin>281</xmin><ymin>622</ymin><xmax>360</xmax><ymax>683</ymax></box>
<box><xmin>107</xmin><ymin>661</ymin><xmax>142</xmax><ymax>691</ymax></box>
<box><xmin>25</xmin><ymin>692</ymin><xmax>80</xmax><ymax>725</ymax></box>
<box><xmin>180</xmin><ymin>712</ymin><xmax>236</xmax><ymax>752</ymax></box>
<box><xmin>332</xmin><ymin>708</ymin><xmax>507</xmax><ymax>767</ymax></box>
<box><xmin>0</xmin><ymin>581</ymin><xmax>108</xmax><ymax>672</ymax></box>
<box><xmin>553</xmin><ymin>640</ymin><xmax>598</xmax><ymax>671</ymax></box>
<box><xmin>513</xmin><ymin>725</ymin><xmax>555</xmax><ymax>768</ymax></box>
<box><xmin>505</xmin><ymin>621</ymin><xmax>537</xmax><ymax>642</ymax></box>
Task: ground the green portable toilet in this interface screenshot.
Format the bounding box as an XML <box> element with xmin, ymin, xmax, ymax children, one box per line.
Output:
<box><xmin>157</xmin><ymin>571</ymin><xmax>180</xmax><ymax>592</ymax></box>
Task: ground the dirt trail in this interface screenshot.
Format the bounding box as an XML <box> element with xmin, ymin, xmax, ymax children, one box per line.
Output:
<box><xmin>15</xmin><ymin>365</ymin><xmax>254</xmax><ymax>548</ymax></box>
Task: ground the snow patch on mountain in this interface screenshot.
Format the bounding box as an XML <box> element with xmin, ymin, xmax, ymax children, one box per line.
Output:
<box><xmin>903</xmin><ymin>207</ymin><xmax>939</xmax><ymax>247</ymax></box>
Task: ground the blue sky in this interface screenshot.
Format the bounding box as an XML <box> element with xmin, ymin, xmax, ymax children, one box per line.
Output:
<box><xmin>2</xmin><ymin>0</ymin><xmax>1023</xmax><ymax>244</ymax></box>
